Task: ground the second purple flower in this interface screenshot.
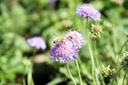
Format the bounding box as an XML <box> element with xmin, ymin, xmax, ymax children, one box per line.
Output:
<box><xmin>76</xmin><ymin>4</ymin><xmax>101</xmax><ymax>21</ymax></box>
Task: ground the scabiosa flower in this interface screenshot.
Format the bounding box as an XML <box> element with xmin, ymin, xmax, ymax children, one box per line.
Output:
<box><xmin>65</xmin><ymin>30</ymin><xmax>84</xmax><ymax>52</ymax></box>
<box><xmin>76</xmin><ymin>4</ymin><xmax>101</xmax><ymax>21</ymax></box>
<box><xmin>27</xmin><ymin>36</ymin><xmax>46</xmax><ymax>50</ymax></box>
<box><xmin>50</xmin><ymin>30</ymin><xmax>84</xmax><ymax>62</ymax></box>
<box><xmin>50</xmin><ymin>40</ymin><xmax>77</xmax><ymax>62</ymax></box>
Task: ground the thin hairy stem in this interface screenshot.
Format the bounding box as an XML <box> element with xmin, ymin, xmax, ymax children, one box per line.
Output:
<box><xmin>117</xmin><ymin>39</ymin><xmax>128</xmax><ymax>70</ymax></box>
<box><xmin>75</xmin><ymin>60</ymin><xmax>82</xmax><ymax>85</ymax></box>
<box><xmin>111</xmin><ymin>65</ymin><xmax>125</xmax><ymax>85</ymax></box>
<box><xmin>119</xmin><ymin>39</ymin><xmax>128</xmax><ymax>55</ymax></box>
<box><xmin>86</xmin><ymin>18</ymin><xmax>96</xmax><ymax>84</ymax></box>
<box><xmin>122</xmin><ymin>68</ymin><xmax>128</xmax><ymax>85</ymax></box>
<box><xmin>67</xmin><ymin>63</ymin><xmax>77</xmax><ymax>85</ymax></box>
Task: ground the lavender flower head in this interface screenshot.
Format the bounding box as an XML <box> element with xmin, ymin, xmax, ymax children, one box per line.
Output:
<box><xmin>50</xmin><ymin>39</ymin><xmax>77</xmax><ymax>62</ymax></box>
<box><xmin>50</xmin><ymin>30</ymin><xmax>84</xmax><ymax>62</ymax></box>
<box><xmin>76</xmin><ymin>4</ymin><xmax>101</xmax><ymax>21</ymax></box>
<box><xmin>27</xmin><ymin>36</ymin><xmax>46</xmax><ymax>50</ymax></box>
<box><xmin>65</xmin><ymin>30</ymin><xmax>84</xmax><ymax>52</ymax></box>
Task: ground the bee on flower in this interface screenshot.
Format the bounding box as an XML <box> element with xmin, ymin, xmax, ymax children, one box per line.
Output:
<box><xmin>53</xmin><ymin>36</ymin><xmax>66</xmax><ymax>44</ymax></box>
<box><xmin>50</xmin><ymin>30</ymin><xmax>85</xmax><ymax>62</ymax></box>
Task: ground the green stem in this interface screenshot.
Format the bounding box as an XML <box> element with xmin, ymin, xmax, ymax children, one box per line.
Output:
<box><xmin>27</xmin><ymin>65</ymin><xmax>34</xmax><ymax>85</ymax></box>
<box><xmin>94</xmin><ymin>40</ymin><xmax>100</xmax><ymax>85</ymax></box>
<box><xmin>86</xmin><ymin>18</ymin><xmax>95</xmax><ymax>84</ymax></box>
<box><xmin>119</xmin><ymin>39</ymin><xmax>128</xmax><ymax>55</ymax></box>
<box><xmin>85</xmin><ymin>18</ymin><xmax>88</xmax><ymax>38</ymax></box>
<box><xmin>23</xmin><ymin>66</ymin><xmax>26</xmax><ymax>85</ymax></box>
<box><xmin>111</xmin><ymin>65</ymin><xmax>125</xmax><ymax>85</ymax></box>
<box><xmin>75</xmin><ymin>60</ymin><xmax>82</xmax><ymax>85</ymax></box>
<box><xmin>112</xmin><ymin>28</ymin><xmax>118</xmax><ymax>54</ymax></box>
<box><xmin>27</xmin><ymin>49</ymin><xmax>36</xmax><ymax>85</ymax></box>
<box><xmin>88</xmin><ymin>39</ymin><xmax>95</xmax><ymax>84</ymax></box>
<box><xmin>117</xmin><ymin>39</ymin><xmax>128</xmax><ymax>70</ymax></box>
<box><xmin>67</xmin><ymin>63</ymin><xmax>77</xmax><ymax>85</ymax></box>
<box><xmin>122</xmin><ymin>68</ymin><xmax>128</xmax><ymax>85</ymax></box>
<box><xmin>127</xmin><ymin>73</ymin><xmax>128</xmax><ymax>85</ymax></box>
<box><xmin>23</xmin><ymin>77</ymin><xmax>26</xmax><ymax>85</ymax></box>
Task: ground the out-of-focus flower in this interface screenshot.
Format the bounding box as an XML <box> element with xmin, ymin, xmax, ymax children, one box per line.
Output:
<box><xmin>49</xmin><ymin>0</ymin><xmax>57</xmax><ymax>9</ymax></box>
<box><xmin>50</xmin><ymin>40</ymin><xmax>77</xmax><ymax>62</ymax></box>
<box><xmin>34</xmin><ymin>54</ymin><xmax>48</xmax><ymax>63</ymax></box>
<box><xmin>27</xmin><ymin>37</ymin><xmax>46</xmax><ymax>50</ymax></box>
<box><xmin>65</xmin><ymin>30</ymin><xmax>84</xmax><ymax>52</ymax></box>
<box><xmin>23</xmin><ymin>59</ymin><xmax>31</xmax><ymax>66</ymax></box>
<box><xmin>103</xmin><ymin>21</ymin><xmax>112</xmax><ymax>28</ymax></box>
<box><xmin>76</xmin><ymin>4</ymin><xmax>101</xmax><ymax>21</ymax></box>
<box><xmin>50</xmin><ymin>30</ymin><xmax>84</xmax><ymax>62</ymax></box>
<box><xmin>114</xmin><ymin>0</ymin><xmax>122</xmax><ymax>5</ymax></box>
<box><xmin>61</xmin><ymin>19</ymin><xmax>73</xmax><ymax>27</ymax></box>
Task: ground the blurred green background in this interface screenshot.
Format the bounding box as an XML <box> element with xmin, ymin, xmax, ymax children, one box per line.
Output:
<box><xmin>0</xmin><ymin>0</ymin><xmax>128</xmax><ymax>85</ymax></box>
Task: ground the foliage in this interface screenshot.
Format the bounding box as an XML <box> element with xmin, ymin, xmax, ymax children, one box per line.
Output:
<box><xmin>0</xmin><ymin>0</ymin><xmax>128</xmax><ymax>85</ymax></box>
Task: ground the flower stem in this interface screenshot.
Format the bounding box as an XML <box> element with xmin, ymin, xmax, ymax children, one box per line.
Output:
<box><xmin>27</xmin><ymin>65</ymin><xmax>34</xmax><ymax>85</ymax></box>
<box><xmin>75</xmin><ymin>60</ymin><xmax>82</xmax><ymax>85</ymax></box>
<box><xmin>27</xmin><ymin>49</ymin><xmax>36</xmax><ymax>85</ymax></box>
<box><xmin>119</xmin><ymin>39</ymin><xmax>128</xmax><ymax>55</ymax></box>
<box><xmin>117</xmin><ymin>39</ymin><xmax>128</xmax><ymax>70</ymax></box>
<box><xmin>86</xmin><ymin>18</ymin><xmax>96</xmax><ymax>84</ymax></box>
<box><xmin>127</xmin><ymin>74</ymin><xmax>128</xmax><ymax>85</ymax></box>
<box><xmin>85</xmin><ymin>18</ymin><xmax>88</xmax><ymax>38</ymax></box>
<box><xmin>67</xmin><ymin>63</ymin><xmax>77</xmax><ymax>85</ymax></box>
<box><xmin>122</xmin><ymin>68</ymin><xmax>128</xmax><ymax>85</ymax></box>
<box><xmin>94</xmin><ymin>40</ymin><xmax>101</xmax><ymax>85</ymax></box>
<box><xmin>88</xmin><ymin>39</ymin><xmax>95</xmax><ymax>84</ymax></box>
<box><xmin>111</xmin><ymin>65</ymin><xmax>125</xmax><ymax>85</ymax></box>
<box><xmin>112</xmin><ymin>27</ymin><xmax>118</xmax><ymax>54</ymax></box>
<box><xmin>23</xmin><ymin>65</ymin><xmax>26</xmax><ymax>85</ymax></box>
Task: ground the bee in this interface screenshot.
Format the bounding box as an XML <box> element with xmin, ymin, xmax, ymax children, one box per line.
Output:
<box><xmin>53</xmin><ymin>36</ymin><xmax>65</xmax><ymax>44</ymax></box>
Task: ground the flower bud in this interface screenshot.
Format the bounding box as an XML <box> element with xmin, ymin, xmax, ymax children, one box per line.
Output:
<box><xmin>102</xmin><ymin>65</ymin><xmax>114</xmax><ymax>77</ymax></box>
<box><xmin>91</xmin><ymin>24</ymin><xmax>102</xmax><ymax>35</ymax></box>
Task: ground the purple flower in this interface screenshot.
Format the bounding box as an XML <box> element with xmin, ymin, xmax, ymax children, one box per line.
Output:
<box><xmin>76</xmin><ymin>4</ymin><xmax>101</xmax><ymax>21</ymax></box>
<box><xmin>50</xmin><ymin>30</ymin><xmax>84</xmax><ymax>62</ymax></box>
<box><xmin>65</xmin><ymin>30</ymin><xmax>84</xmax><ymax>52</ymax></box>
<box><xmin>27</xmin><ymin>37</ymin><xmax>46</xmax><ymax>50</ymax></box>
<box><xmin>50</xmin><ymin>40</ymin><xmax>77</xmax><ymax>62</ymax></box>
<box><xmin>49</xmin><ymin>0</ymin><xmax>57</xmax><ymax>9</ymax></box>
